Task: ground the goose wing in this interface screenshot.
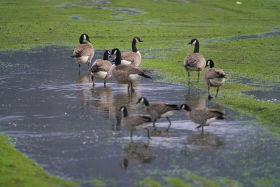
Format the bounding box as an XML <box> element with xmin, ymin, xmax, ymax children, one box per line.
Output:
<box><xmin>72</xmin><ymin>43</ymin><xmax>94</xmax><ymax>57</ymax></box>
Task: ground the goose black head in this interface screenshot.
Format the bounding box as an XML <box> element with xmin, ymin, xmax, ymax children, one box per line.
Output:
<box><xmin>79</xmin><ymin>33</ymin><xmax>91</xmax><ymax>44</ymax></box>
<box><xmin>136</xmin><ymin>97</ymin><xmax>149</xmax><ymax>106</ymax></box>
<box><xmin>188</xmin><ymin>38</ymin><xmax>198</xmax><ymax>45</ymax></box>
<box><xmin>133</xmin><ymin>36</ymin><xmax>143</xmax><ymax>43</ymax></box>
<box><xmin>206</xmin><ymin>59</ymin><xmax>215</xmax><ymax>68</ymax></box>
<box><xmin>111</xmin><ymin>48</ymin><xmax>121</xmax><ymax>65</ymax></box>
<box><xmin>120</xmin><ymin>106</ymin><xmax>128</xmax><ymax>117</ymax></box>
<box><xmin>180</xmin><ymin>104</ymin><xmax>191</xmax><ymax>111</ymax></box>
<box><xmin>103</xmin><ymin>50</ymin><xmax>111</xmax><ymax>60</ymax></box>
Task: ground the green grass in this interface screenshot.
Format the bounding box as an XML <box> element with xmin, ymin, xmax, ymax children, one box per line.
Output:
<box><xmin>0</xmin><ymin>135</ymin><xmax>77</xmax><ymax>187</ymax></box>
<box><xmin>1</xmin><ymin>0</ymin><xmax>280</xmax><ymax>185</ymax></box>
<box><xmin>138</xmin><ymin>169</ymin><xmax>243</xmax><ymax>187</ymax></box>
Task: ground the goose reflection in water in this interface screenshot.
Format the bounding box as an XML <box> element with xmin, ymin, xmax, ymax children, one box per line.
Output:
<box><xmin>121</xmin><ymin>141</ymin><xmax>153</xmax><ymax>169</ymax></box>
<box><xmin>90</xmin><ymin>86</ymin><xmax>114</xmax><ymax>118</ymax></box>
<box><xmin>75</xmin><ymin>74</ymin><xmax>93</xmax><ymax>102</ymax></box>
<box><xmin>187</xmin><ymin>132</ymin><xmax>223</xmax><ymax>149</ymax></box>
<box><xmin>113</xmin><ymin>82</ymin><xmax>142</xmax><ymax>131</ymax></box>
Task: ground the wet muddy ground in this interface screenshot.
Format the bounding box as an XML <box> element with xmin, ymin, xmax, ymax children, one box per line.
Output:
<box><xmin>1</xmin><ymin>47</ymin><xmax>280</xmax><ymax>186</ymax></box>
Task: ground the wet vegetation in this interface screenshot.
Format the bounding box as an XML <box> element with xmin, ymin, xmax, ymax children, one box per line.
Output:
<box><xmin>1</xmin><ymin>0</ymin><xmax>280</xmax><ymax>186</ymax></box>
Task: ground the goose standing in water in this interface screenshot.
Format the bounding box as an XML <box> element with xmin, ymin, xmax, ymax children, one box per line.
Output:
<box><xmin>121</xmin><ymin>37</ymin><xmax>143</xmax><ymax>66</ymax></box>
<box><xmin>136</xmin><ymin>97</ymin><xmax>179</xmax><ymax>131</ymax></box>
<box><xmin>90</xmin><ymin>50</ymin><xmax>112</xmax><ymax>87</ymax></box>
<box><xmin>72</xmin><ymin>33</ymin><xmax>95</xmax><ymax>73</ymax></box>
<box><xmin>203</xmin><ymin>59</ymin><xmax>226</xmax><ymax>99</ymax></box>
<box><xmin>184</xmin><ymin>39</ymin><xmax>206</xmax><ymax>84</ymax></box>
<box><xmin>120</xmin><ymin>106</ymin><xmax>152</xmax><ymax>139</ymax></box>
<box><xmin>109</xmin><ymin>48</ymin><xmax>151</xmax><ymax>93</ymax></box>
<box><xmin>180</xmin><ymin>104</ymin><xmax>225</xmax><ymax>133</ymax></box>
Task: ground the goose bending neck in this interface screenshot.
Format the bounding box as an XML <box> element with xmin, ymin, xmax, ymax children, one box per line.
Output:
<box><xmin>194</xmin><ymin>42</ymin><xmax>199</xmax><ymax>53</ymax></box>
<box><xmin>121</xmin><ymin>107</ymin><xmax>128</xmax><ymax>117</ymax></box>
<box><xmin>114</xmin><ymin>49</ymin><xmax>122</xmax><ymax>65</ymax></box>
<box><xmin>132</xmin><ymin>39</ymin><xmax>138</xmax><ymax>52</ymax></box>
<box><xmin>143</xmin><ymin>98</ymin><xmax>150</xmax><ymax>106</ymax></box>
<box><xmin>103</xmin><ymin>51</ymin><xmax>109</xmax><ymax>60</ymax></box>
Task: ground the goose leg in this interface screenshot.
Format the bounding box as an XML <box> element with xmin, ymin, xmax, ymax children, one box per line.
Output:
<box><xmin>130</xmin><ymin>82</ymin><xmax>135</xmax><ymax>93</ymax></box>
<box><xmin>152</xmin><ymin>120</ymin><xmax>157</xmax><ymax>130</ymax></box>
<box><xmin>187</xmin><ymin>71</ymin><xmax>190</xmax><ymax>85</ymax></box>
<box><xmin>104</xmin><ymin>80</ymin><xmax>107</xmax><ymax>88</ymax></box>
<box><xmin>78</xmin><ymin>64</ymin><xmax>81</xmax><ymax>75</ymax></box>
<box><xmin>128</xmin><ymin>84</ymin><xmax>130</xmax><ymax>92</ymax></box>
<box><xmin>215</xmin><ymin>87</ymin><xmax>220</xmax><ymax>97</ymax></box>
<box><xmin>130</xmin><ymin>130</ymin><xmax>134</xmax><ymax>142</ymax></box>
<box><xmin>166</xmin><ymin>117</ymin><xmax>172</xmax><ymax>132</ymax></box>
<box><xmin>208</xmin><ymin>85</ymin><xmax>213</xmax><ymax>100</ymax></box>
<box><xmin>197</xmin><ymin>71</ymin><xmax>200</xmax><ymax>82</ymax></box>
<box><xmin>91</xmin><ymin>75</ymin><xmax>95</xmax><ymax>87</ymax></box>
<box><xmin>145</xmin><ymin>128</ymin><xmax>150</xmax><ymax>139</ymax></box>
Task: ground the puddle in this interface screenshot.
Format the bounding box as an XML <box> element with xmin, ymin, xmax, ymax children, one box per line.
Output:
<box><xmin>1</xmin><ymin>46</ymin><xmax>280</xmax><ymax>186</ymax></box>
<box><xmin>245</xmin><ymin>89</ymin><xmax>280</xmax><ymax>103</ymax></box>
<box><xmin>58</xmin><ymin>2</ymin><xmax>144</xmax><ymax>15</ymax></box>
<box><xmin>203</xmin><ymin>28</ymin><xmax>280</xmax><ymax>45</ymax></box>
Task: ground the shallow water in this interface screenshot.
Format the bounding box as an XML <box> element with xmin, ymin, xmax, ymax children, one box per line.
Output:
<box><xmin>0</xmin><ymin>47</ymin><xmax>280</xmax><ymax>186</ymax></box>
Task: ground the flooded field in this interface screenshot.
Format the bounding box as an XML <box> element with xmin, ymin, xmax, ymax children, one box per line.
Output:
<box><xmin>1</xmin><ymin>47</ymin><xmax>280</xmax><ymax>186</ymax></box>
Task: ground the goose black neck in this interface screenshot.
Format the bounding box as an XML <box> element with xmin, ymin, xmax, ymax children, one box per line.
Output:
<box><xmin>114</xmin><ymin>50</ymin><xmax>122</xmax><ymax>65</ymax></box>
<box><xmin>209</xmin><ymin>61</ymin><xmax>214</xmax><ymax>68</ymax></box>
<box><xmin>103</xmin><ymin>51</ymin><xmax>109</xmax><ymax>60</ymax></box>
<box><xmin>194</xmin><ymin>42</ymin><xmax>199</xmax><ymax>53</ymax></box>
<box><xmin>132</xmin><ymin>39</ymin><xmax>138</xmax><ymax>52</ymax></box>
<box><xmin>122</xmin><ymin>108</ymin><xmax>128</xmax><ymax>117</ymax></box>
<box><xmin>143</xmin><ymin>98</ymin><xmax>149</xmax><ymax>106</ymax></box>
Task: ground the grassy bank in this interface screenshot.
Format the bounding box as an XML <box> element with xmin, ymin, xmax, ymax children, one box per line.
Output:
<box><xmin>1</xmin><ymin>0</ymin><xmax>280</xmax><ymax>185</ymax></box>
<box><xmin>0</xmin><ymin>135</ymin><xmax>77</xmax><ymax>187</ymax></box>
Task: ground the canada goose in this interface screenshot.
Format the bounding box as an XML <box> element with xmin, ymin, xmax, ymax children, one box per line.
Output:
<box><xmin>184</xmin><ymin>39</ymin><xmax>206</xmax><ymax>84</ymax></box>
<box><xmin>109</xmin><ymin>48</ymin><xmax>152</xmax><ymax>92</ymax></box>
<box><xmin>90</xmin><ymin>50</ymin><xmax>112</xmax><ymax>87</ymax></box>
<box><xmin>203</xmin><ymin>59</ymin><xmax>226</xmax><ymax>99</ymax></box>
<box><xmin>120</xmin><ymin>106</ymin><xmax>152</xmax><ymax>139</ymax></box>
<box><xmin>71</xmin><ymin>33</ymin><xmax>95</xmax><ymax>72</ymax></box>
<box><xmin>137</xmin><ymin>97</ymin><xmax>179</xmax><ymax>131</ymax></box>
<box><xmin>121</xmin><ymin>37</ymin><xmax>143</xmax><ymax>66</ymax></box>
<box><xmin>180</xmin><ymin>104</ymin><xmax>225</xmax><ymax>133</ymax></box>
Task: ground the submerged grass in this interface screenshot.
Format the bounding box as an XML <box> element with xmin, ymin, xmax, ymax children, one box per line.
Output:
<box><xmin>0</xmin><ymin>0</ymin><xmax>280</xmax><ymax>185</ymax></box>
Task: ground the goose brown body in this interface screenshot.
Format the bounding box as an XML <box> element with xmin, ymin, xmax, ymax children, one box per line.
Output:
<box><xmin>72</xmin><ymin>34</ymin><xmax>95</xmax><ymax>67</ymax></box>
<box><xmin>90</xmin><ymin>50</ymin><xmax>112</xmax><ymax>86</ymax></box>
<box><xmin>121</xmin><ymin>37</ymin><xmax>143</xmax><ymax>66</ymax></box>
<box><xmin>203</xmin><ymin>59</ymin><xmax>226</xmax><ymax>99</ymax></box>
<box><xmin>120</xmin><ymin>106</ymin><xmax>152</xmax><ymax>139</ymax></box>
<box><xmin>137</xmin><ymin>97</ymin><xmax>179</xmax><ymax>131</ymax></box>
<box><xmin>183</xmin><ymin>39</ymin><xmax>206</xmax><ymax>83</ymax></box>
<box><xmin>181</xmin><ymin>104</ymin><xmax>225</xmax><ymax>133</ymax></box>
<box><xmin>110</xmin><ymin>48</ymin><xmax>151</xmax><ymax>92</ymax></box>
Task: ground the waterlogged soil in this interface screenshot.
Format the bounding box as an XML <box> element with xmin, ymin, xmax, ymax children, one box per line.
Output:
<box><xmin>1</xmin><ymin>47</ymin><xmax>280</xmax><ymax>186</ymax></box>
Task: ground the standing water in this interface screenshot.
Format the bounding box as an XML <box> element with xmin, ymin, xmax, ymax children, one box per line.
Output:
<box><xmin>0</xmin><ymin>47</ymin><xmax>280</xmax><ymax>186</ymax></box>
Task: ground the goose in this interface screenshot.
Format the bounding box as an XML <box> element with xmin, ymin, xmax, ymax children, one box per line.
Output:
<box><xmin>203</xmin><ymin>59</ymin><xmax>226</xmax><ymax>99</ymax></box>
<box><xmin>180</xmin><ymin>104</ymin><xmax>225</xmax><ymax>133</ymax></box>
<box><xmin>136</xmin><ymin>97</ymin><xmax>179</xmax><ymax>131</ymax></box>
<box><xmin>109</xmin><ymin>48</ymin><xmax>151</xmax><ymax>92</ymax></box>
<box><xmin>121</xmin><ymin>37</ymin><xmax>143</xmax><ymax>66</ymax></box>
<box><xmin>120</xmin><ymin>106</ymin><xmax>152</xmax><ymax>139</ymax></box>
<box><xmin>71</xmin><ymin>33</ymin><xmax>95</xmax><ymax>72</ymax></box>
<box><xmin>184</xmin><ymin>39</ymin><xmax>206</xmax><ymax>84</ymax></box>
<box><xmin>90</xmin><ymin>50</ymin><xmax>112</xmax><ymax>87</ymax></box>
